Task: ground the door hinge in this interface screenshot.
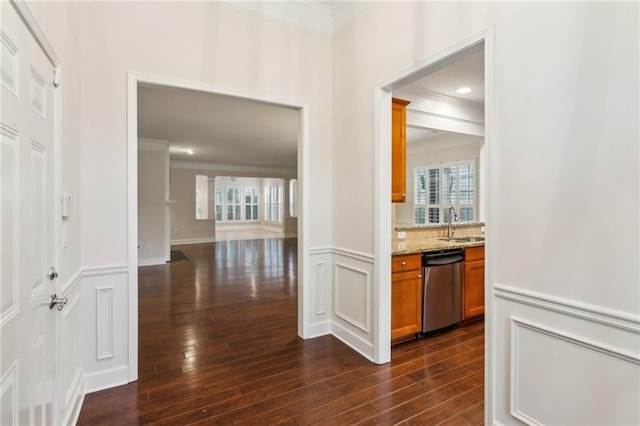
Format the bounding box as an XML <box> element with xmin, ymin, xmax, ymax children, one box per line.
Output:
<box><xmin>48</xmin><ymin>267</ymin><xmax>59</xmax><ymax>281</ymax></box>
<box><xmin>53</xmin><ymin>67</ymin><xmax>61</xmax><ymax>88</ymax></box>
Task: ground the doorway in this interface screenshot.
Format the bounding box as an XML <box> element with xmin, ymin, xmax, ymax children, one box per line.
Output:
<box><xmin>374</xmin><ymin>27</ymin><xmax>494</xmax><ymax>418</ymax></box>
<box><xmin>126</xmin><ymin>74</ymin><xmax>309</xmax><ymax>381</ymax></box>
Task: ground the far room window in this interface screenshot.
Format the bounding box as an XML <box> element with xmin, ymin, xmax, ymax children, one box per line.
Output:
<box><xmin>264</xmin><ymin>183</ymin><xmax>283</xmax><ymax>223</ymax></box>
<box><xmin>413</xmin><ymin>159</ymin><xmax>476</xmax><ymax>225</ymax></box>
<box><xmin>289</xmin><ymin>179</ymin><xmax>298</xmax><ymax>218</ymax></box>
<box><xmin>245</xmin><ymin>187</ymin><xmax>259</xmax><ymax>221</ymax></box>
<box><xmin>226</xmin><ymin>188</ymin><xmax>242</xmax><ymax>221</ymax></box>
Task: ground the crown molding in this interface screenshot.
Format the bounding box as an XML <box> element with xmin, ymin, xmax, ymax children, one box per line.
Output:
<box><xmin>396</xmin><ymin>87</ymin><xmax>483</xmax><ymax>109</ymax></box>
<box><xmin>215</xmin><ymin>0</ymin><xmax>333</xmax><ymax>36</ymax></box>
<box><xmin>171</xmin><ymin>160</ymin><xmax>296</xmax><ymax>177</ymax></box>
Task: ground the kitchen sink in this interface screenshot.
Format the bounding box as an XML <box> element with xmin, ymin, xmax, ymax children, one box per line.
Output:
<box><xmin>441</xmin><ymin>236</ymin><xmax>485</xmax><ymax>243</ymax></box>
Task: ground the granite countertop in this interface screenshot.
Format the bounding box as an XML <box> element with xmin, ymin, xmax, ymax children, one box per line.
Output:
<box><xmin>392</xmin><ymin>237</ymin><xmax>485</xmax><ymax>255</ymax></box>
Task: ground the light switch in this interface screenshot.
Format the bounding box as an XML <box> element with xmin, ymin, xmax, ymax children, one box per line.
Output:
<box><xmin>397</xmin><ymin>231</ymin><xmax>406</xmax><ymax>239</ymax></box>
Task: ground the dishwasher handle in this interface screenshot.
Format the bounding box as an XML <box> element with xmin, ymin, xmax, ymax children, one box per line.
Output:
<box><xmin>424</xmin><ymin>255</ymin><xmax>464</xmax><ymax>266</ymax></box>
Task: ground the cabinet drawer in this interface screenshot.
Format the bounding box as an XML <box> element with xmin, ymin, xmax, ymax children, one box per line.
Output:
<box><xmin>465</xmin><ymin>246</ymin><xmax>485</xmax><ymax>261</ymax></box>
<box><xmin>392</xmin><ymin>253</ymin><xmax>421</xmax><ymax>272</ymax></box>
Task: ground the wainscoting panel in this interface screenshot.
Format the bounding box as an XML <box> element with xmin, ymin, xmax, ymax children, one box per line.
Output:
<box><xmin>493</xmin><ymin>284</ymin><xmax>640</xmax><ymax>425</ymax></box>
<box><xmin>307</xmin><ymin>248</ymin><xmax>332</xmax><ymax>337</ymax></box>
<box><xmin>331</xmin><ymin>248</ymin><xmax>375</xmax><ymax>361</ymax></box>
<box><xmin>510</xmin><ymin>317</ymin><xmax>640</xmax><ymax>425</ymax></box>
<box><xmin>96</xmin><ymin>287</ymin><xmax>114</xmax><ymax>360</ymax></box>
<box><xmin>334</xmin><ymin>263</ymin><xmax>370</xmax><ymax>333</ymax></box>
<box><xmin>81</xmin><ymin>265</ymin><xmax>129</xmax><ymax>393</ymax></box>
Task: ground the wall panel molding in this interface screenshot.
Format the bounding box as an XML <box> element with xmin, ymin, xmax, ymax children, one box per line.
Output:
<box><xmin>95</xmin><ymin>287</ymin><xmax>114</xmax><ymax>360</ymax></box>
<box><xmin>308</xmin><ymin>247</ymin><xmax>332</xmax><ymax>256</ymax></box>
<box><xmin>495</xmin><ymin>283</ymin><xmax>640</xmax><ymax>333</ymax></box>
<box><xmin>82</xmin><ymin>264</ymin><xmax>128</xmax><ymax>277</ymax></box>
<box><xmin>332</xmin><ymin>246</ymin><xmax>374</xmax><ymax>264</ymax></box>
<box><xmin>314</xmin><ymin>260</ymin><xmax>327</xmax><ymax>315</ymax></box>
<box><xmin>334</xmin><ymin>262</ymin><xmax>370</xmax><ymax>333</ymax></box>
<box><xmin>510</xmin><ymin>316</ymin><xmax>640</xmax><ymax>425</ymax></box>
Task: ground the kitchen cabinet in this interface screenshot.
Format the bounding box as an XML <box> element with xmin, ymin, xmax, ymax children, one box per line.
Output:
<box><xmin>463</xmin><ymin>246</ymin><xmax>485</xmax><ymax>319</ymax></box>
<box><xmin>391</xmin><ymin>98</ymin><xmax>411</xmax><ymax>203</ymax></box>
<box><xmin>391</xmin><ymin>253</ymin><xmax>422</xmax><ymax>344</ymax></box>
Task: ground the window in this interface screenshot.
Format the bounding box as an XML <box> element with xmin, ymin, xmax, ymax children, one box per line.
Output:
<box><xmin>264</xmin><ymin>183</ymin><xmax>283</xmax><ymax>223</ymax></box>
<box><xmin>245</xmin><ymin>187</ymin><xmax>259</xmax><ymax>220</ymax></box>
<box><xmin>289</xmin><ymin>179</ymin><xmax>297</xmax><ymax>218</ymax></box>
<box><xmin>207</xmin><ymin>181</ymin><xmax>259</xmax><ymax>223</ymax></box>
<box><xmin>215</xmin><ymin>187</ymin><xmax>223</xmax><ymax>221</ymax></box>
<box><xmin>413</xmin><ymin>159</ymin><xmax>476</xmax><ymax>225</ymax></box>
<box><xmin>226</xmin><ymin>188</ymin><xmax>242</xmax><ymax>221</ymax></box>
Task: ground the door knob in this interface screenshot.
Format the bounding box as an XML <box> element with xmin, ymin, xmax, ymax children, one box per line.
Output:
<box><xmin>49</xmin><ymin>294</ymin><xmax>68</xmax><ymax>311</ymax></box>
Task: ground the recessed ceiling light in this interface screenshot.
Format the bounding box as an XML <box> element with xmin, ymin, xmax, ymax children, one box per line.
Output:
<box><xmin>184</xmin><ymin>148</ymin><xmax>194</xmax><ymax>155</ymax></box>
<box><xmin>456</xmin><ymin>86</ymin><xmax>472</xmax><ymax>95</ymax></box>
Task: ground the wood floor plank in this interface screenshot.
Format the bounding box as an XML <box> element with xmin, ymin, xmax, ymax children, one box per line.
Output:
<box><xmin>77</xmin><ymin>239</ymin><xmax>485</xmax><ymax>425</ymax></box>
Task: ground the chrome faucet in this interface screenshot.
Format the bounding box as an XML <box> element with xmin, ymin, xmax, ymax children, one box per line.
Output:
<box><xmin>447</xmin><ymin>206</ymin><xmax>458</xmax><ymax>240</ymax></box>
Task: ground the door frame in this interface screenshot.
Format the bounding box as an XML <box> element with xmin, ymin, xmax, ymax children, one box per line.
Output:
<box><xmin>373</xmin><ymin>26</ymin><xmax>495</xmax><ymax>421</ymax></box>
<box><xmin>126</xmin><ymin>73</ymin><xmax>310</xmax><ymax>381</ymax></box>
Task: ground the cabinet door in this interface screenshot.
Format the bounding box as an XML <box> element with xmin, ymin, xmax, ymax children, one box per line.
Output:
<box><xmin>463</xmin><ymin>259</ymin><xmax>485</xmax><ymax>319</ymax></box>
<box><xmin>391</xmin><ymin>98</ymin><xmax>410</xmax><ymax>203</ymax></box>
<box><xmin>391</xmin><ymin>270</ymin><xmax>422</xmax><ymax>343</ymax></box>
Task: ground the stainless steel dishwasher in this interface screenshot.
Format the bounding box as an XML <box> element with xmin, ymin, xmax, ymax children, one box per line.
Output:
<box><xmin>419</xmin><ymin>249</ymin><xmax>464</xmax><ymax>336</ymax></box>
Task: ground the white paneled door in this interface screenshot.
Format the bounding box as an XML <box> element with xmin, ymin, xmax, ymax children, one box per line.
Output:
<box><xmin>1</xmin><ymin>3</ymin><xmax>59</xmax><ymax>425</ymax></box>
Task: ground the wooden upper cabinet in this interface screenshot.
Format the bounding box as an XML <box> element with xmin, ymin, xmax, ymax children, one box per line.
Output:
<box><xmin>391</xmin><ymin>98</ymin><xmax>411</xmax><ymax>203</ymax></box>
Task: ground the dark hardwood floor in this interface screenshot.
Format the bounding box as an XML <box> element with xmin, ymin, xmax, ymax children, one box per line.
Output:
<box><xmin>78</xmin><ymin>239</ymin><xmax>484</xmax><ymax>425</ymax></box>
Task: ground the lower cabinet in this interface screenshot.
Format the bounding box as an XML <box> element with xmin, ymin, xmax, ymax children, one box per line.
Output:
<box><xmin>463</xmin><ymin>246</ymin><xmax>485</xmax><ymax>319</ymax></box>
<box><xmin>391</xmin><ymin>253</ymin><xmax>422</xmax><ymax>344</ymax></box>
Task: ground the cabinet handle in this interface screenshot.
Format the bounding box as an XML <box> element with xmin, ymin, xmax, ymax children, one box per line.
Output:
<box><xmin>401</xmin><ymin>261</ymin><xmax>407</xmax><ymax>266</ymax></box>
<box><xmin>417</xmin><ymin>275</ymin><xmax>422</xmax><ymax>278</ymax></box>
<box><xmin>402</xmin><ymin>193</ymin><xmax>406</xmax><ymax>197</ymax></box>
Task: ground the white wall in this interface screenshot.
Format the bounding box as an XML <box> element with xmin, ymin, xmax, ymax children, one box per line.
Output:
<box><xmin>138</xmin><ymin>139</ymin><xmax>169</xmax><ymax>265</ymax></box>
<box><xmin>333</xmin><ymin>1</ymin><xmax>639</xmax><ymax>424</ymax></box>
<box><xmin>169</xmin><ymin>167</ymin><xmax>216</xmax><ymax>244</ymax></box>
<box><xmin>395</xmin><ymin>134</ymin><xmax>483</xmax><ymax>226</ymax></box>
<box><xmin>79</xmin><ymin>1</ymin><xmax>333</xmax><ymax>390</ymax></box>
<box><xmin>21</xmin><ymin>1</ymin><xmax>85</xmax><ymax>423</ymax></box>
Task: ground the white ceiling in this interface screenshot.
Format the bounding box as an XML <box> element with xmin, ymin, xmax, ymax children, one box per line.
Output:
<box><xmin>137</xmin><ymin>84</ymin><xmax>299</xmax><ymax>168</ymax></box>
<box><xmin>401</xmin><ymin>47</ymin><xmax>484</xmax><ymax>143</ymax></box>
<box><xmin>404</xmin><ymin>49</ymin><xmax>484</xmax><ymax>103</ymax></box>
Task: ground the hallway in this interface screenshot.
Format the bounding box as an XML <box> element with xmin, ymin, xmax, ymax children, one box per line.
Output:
<box><xmin>78</xmin><ymin>239</ymin><xmax>484</xmax><ymax>424</ymax></box>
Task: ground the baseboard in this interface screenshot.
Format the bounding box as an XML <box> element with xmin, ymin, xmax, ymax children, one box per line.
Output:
<box><xmin>84</xmin><ymin>365</ymin><xmax>129</xmax><ymax>394</ymax></box>
<box><xmin>170</xmin><ymin>237</ymin><xmax>216</xmax><ymax>246</ymax></box>
<box><xmin>62</xmin><ymin>370</ymin><xmax>84</xmax><ymax>426</ymax></box>
<box><xmin>138</xmin><ymin>257</ymin><xmax>166</xmax><ymax>267</ymax></box>
<box><xmin>331</xmin><ymin>320</ymin><xmax>375</xmax><ymax>362</ymax></box>
<box><xmin>304</xmin><ymin>320</ymin><xmax>332</xmax><ymax>338</ymax></box>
